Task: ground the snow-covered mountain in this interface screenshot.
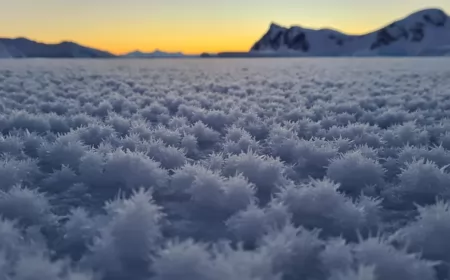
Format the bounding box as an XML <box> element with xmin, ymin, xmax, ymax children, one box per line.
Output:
<box><xmin>251</xmin><ymin>8</ymin><xmax>450</xmax><ymax>56</ymax></box>
<box><xmin>123</xmin><ymin>50</ymin><xmax>187</xmax><ymax>58</ymax></box>
<box><xmin>0</xmin><ymin>38</ymin><xmax>114</xmax><ymax>58</ymax></box>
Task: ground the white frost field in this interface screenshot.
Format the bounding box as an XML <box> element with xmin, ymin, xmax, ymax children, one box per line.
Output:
<box><xmin>1</xmin><ymin>58</ymin><xmax>450</xmax><ymax>280</ymax></box>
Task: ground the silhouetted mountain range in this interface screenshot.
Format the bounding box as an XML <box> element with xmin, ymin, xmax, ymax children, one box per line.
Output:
<box><xmin>251</xmin><ymin>8</ymin><xmax>450</xmax><ymax>56</ymax></box>
<box><xmin>123</xmin><ymin>50</ymin><xmax>188</xmax><ymax>58</ymax></box>
<box><xmin>0</xmin><ymin>38</ymin><xmax>114</xmax><ymax>58</ymax></box>
<box><xmin>2</xmin><ymin>8</ymin><xmax>450</xmax><ymax>58</ymax></box>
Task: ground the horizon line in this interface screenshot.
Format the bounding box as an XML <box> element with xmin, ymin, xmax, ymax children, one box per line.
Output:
<box><xmin>2</xmin><ymin>6</ymin><xmax>448</xmax><ymax>55</ymax></box>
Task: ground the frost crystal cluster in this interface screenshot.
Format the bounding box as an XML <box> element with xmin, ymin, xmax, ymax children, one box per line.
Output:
<box><xmin>0</xmin><ymin>58</ymin><xmax>449</xmax><ymax>280</ymax></box>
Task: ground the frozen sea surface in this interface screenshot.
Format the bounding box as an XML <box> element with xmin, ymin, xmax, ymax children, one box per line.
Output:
<box><xmin>1</xmin><ymin>58</ymin><xmax>450</xmax><ymax>280</ymax></box>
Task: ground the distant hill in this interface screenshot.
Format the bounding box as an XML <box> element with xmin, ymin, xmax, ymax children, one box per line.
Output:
<box><xmin>122</xmin><ymin>50</ymin><xmax>192</xmax><ymax>58</ymax></box>
<box><xmin>0</xmin><ymin>38</ymin><xmax>115</xmax><ymax>58</ymax></box>
<box><xmin>251</xmin><ymin>8</ymin><xmax>450</xmax><ymax>56</ymax></box>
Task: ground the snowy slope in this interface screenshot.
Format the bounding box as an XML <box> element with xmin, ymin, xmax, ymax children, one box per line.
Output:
<box><xmin>0</xmin><ymin>38</ymin><xmax>115</xmax><ymax>58</ymax></box>
<box><xmin>123</xmin><ymin>50</ymin><xmax>186</xmax><ymax>58</ymax></box>
<box><xmin>251</xmin><ymin>8</ymin><xmax>450</xmax><ymax>56</ymax></box>
<box><xmin>0</xmin><ymin>42</ymin><xmax>13</xmax><ymax>58</ymax></box>
<box><xmin>419</xmin><ymin>45</ymin><xmax>450</xmax><ymax>56</ymax></box>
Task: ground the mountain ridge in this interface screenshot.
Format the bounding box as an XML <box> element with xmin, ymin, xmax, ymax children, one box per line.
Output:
<box><xmin>251</xmin><ymin>8</ymin><xmax>450</xmax><ymax>56</ymax></box>
<box><xmin>1</xmin><ymin>8</ymin><xmax>450</xmax><ymax>58</ymax></box>
<box><xmin>122</xmin><ymin>50</ymin><xmax>187</xmax><ymax>58</ymax></box>
<box><xmin>0</xmin><ymin>37</ymin><xmax>115</xmax><ymax>58</ymax></box>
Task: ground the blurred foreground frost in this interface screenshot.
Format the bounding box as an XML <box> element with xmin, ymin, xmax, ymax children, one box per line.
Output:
<box><xmin>0</xmin><ymin>58</ymin><xmax>449</xmax><ymax>279</ymax></box>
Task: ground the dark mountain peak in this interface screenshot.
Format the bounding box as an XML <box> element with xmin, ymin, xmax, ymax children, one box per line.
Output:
<box><xmin>12</xmin><ymin>37</ymin><xmax>33</xmax><ymax>42</ymax></box>
<box><xmin>409</xmin><ymin>8</ymin><xmax>447</xmax><ymax>17</ymax></box>
<box><xmin>269</xmin><ymin>22</ymin><xmax>285</xmax><ymax>31</ymax></box>
<box><xmin>59</xmin><ymin>41</ymin><xmax>78</xmax><ymax>46</ymax></box>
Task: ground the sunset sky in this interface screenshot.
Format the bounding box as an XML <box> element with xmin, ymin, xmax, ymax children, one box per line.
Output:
<box><xmin>1</xmin><ymin>1</ymin><xmax>449</xmax><ymax>54</ymax></box>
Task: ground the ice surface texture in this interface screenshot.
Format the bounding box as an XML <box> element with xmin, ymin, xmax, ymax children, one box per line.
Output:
<box><xmin>0</xmin><ymin>58</ymin><xmax>450</xmax><ymax>280</ymax></box>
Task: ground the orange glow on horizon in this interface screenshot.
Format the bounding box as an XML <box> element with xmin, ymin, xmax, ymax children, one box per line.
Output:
<box><xmin>2</xmin><ymin>1</ymin><xmax>450</xmax><ymax>55</ymax></box>
<box><xmin>19</xmin><ymin>22</ymin><xmax>402</xmax><ymax>56</ymax></box>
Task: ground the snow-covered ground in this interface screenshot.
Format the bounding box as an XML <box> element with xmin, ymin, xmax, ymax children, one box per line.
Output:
<box><xmin>1</xmin><ymin>58</ymin><xmax>450</xmax><ymax>280</ymax></box>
